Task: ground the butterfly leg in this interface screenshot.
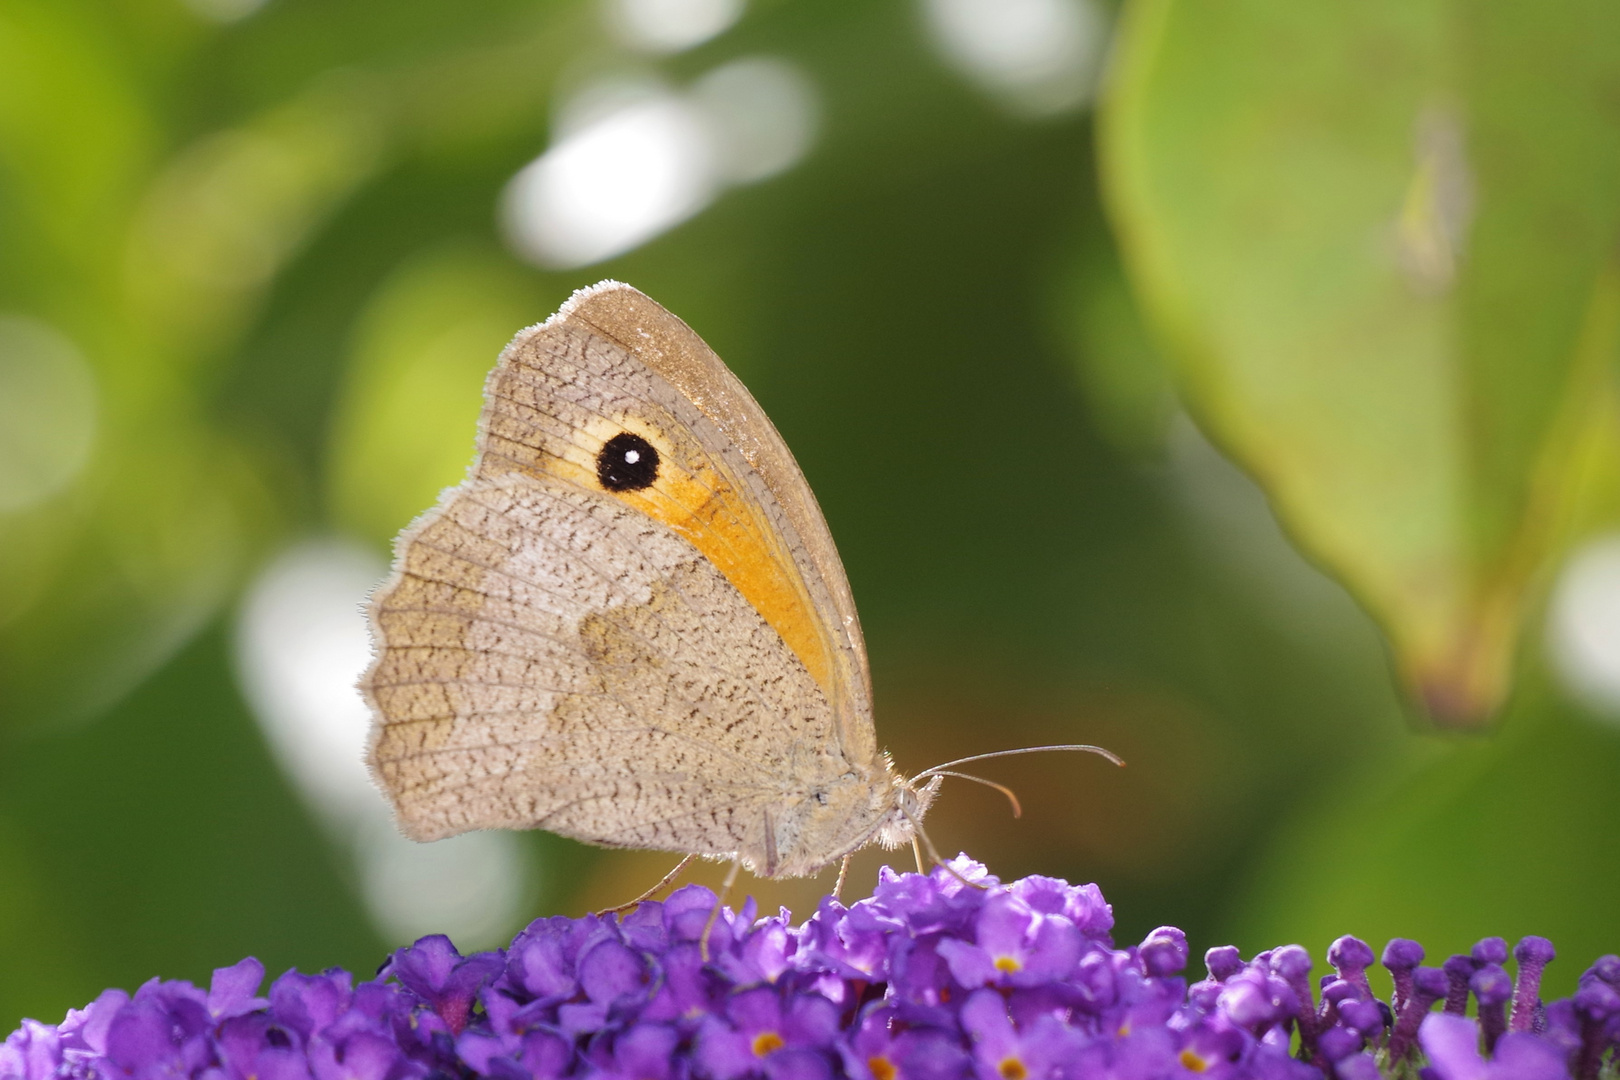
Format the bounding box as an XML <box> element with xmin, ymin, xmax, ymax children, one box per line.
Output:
<box><xmin>699</xmin><ymin>856</ymin><xmax>742</xmax><ymax>962</ymax></box>
<box><xmin>832</xmin><ymin>854</ymin><xmax>851</xmax><ymax>901</ymax></box>
<box><xmin>598</xmin><ymin>853</ymin><xmax>698</xmax><ymax>915</ymax></box>
<box><xmin>904</xmin><ymin>808</ymin><xmax>990</xmax><ymax>891</ymax></box>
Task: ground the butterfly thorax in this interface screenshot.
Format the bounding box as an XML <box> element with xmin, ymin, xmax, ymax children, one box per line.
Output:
<box><xmin>762</xmin><ymin>753</ymin><xmax>940</xmax><ymax>878</ymax></box>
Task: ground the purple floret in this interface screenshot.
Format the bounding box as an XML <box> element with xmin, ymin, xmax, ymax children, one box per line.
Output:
<box><xmin>1472</xmin><ymin>937</ymin><xmax>1509</xmax><ymax>967</ymax></box>
<box><xmin>1137</xmin><ymin>926</ymin><xmax>1188</xmax><ymax>978</ymax></box>
<box><xmin>1381</xmin><ymin>939</ymin><xmax>1424</xmax><ymax>1018</ymax></box>
<box><xmin>1327</xmin><ymin>937</ymin><xmax>1375</xmax><ymax>998</ymax></box>
<box><xmin>1389</xmin><ymin>966</ymin><xmax>1449</xmax><ymax>1062</ymax></box>
<box><xmin>2</xmin><ymin>861</ymin><xmax>1607</xmax><ymax>1080</ymax></box>
<box><xmin>1207</xmin><ymin>945</ymin><xmax>1244</xmax><ymax>982</ymax></box>
<box><xmin>382</xmin><ymin>933</ymin><xmax>504</xmax><ymax>1035</ymax></box>
<box><xmin>1420</xmin><ymin>1013</ymin><xmax>1568</xmax><ymax>1080</ymax></box>
<box><xmin>1443</xmin><ymin>954</ymin><xmax>1477</xmax><ymax>1016</ymax></box>
<box><xmin>1511</xmin><ymin>936</ymin><xmax>1557</xmax><ymax>1033</ymax></box>
<box><xmin>1470</xmin><ymin>963</ymin><xmax>1512</xmax><ymax>1053</ymax></box>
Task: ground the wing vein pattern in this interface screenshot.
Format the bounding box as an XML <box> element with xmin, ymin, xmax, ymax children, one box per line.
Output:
<box><xmin>361</xmin><ymin>282</ymin><xmax>898</xmax><ymax>877</ymax></box>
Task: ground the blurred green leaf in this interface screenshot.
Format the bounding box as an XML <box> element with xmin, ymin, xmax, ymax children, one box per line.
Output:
<box><xmin>0</xmin><ymin>23</ymin><xmax>392</xmax><ymax>727</ymax></box>
<box><xmin>0</xmin><ymin>0</ymin><xmax>158</xmax><ymax>281</ymax></box>
<box><xmin>0</xmin><ymin>817</ymin><xmax>91</xmax><ymax>1028</ymax></box>
<box><xmin>1224</xmin><ymin>668</ymin><xmax>1620</xmax><ymax>999</ymax></box>
<box><xmin>1101</xmin><ymin>0</ymin><xmax>1620</xmax><ymax>724</ymax></box>
<box><xmin>0</xmin><ymin>419</ymin><xmax>277</xmax><ymax>725</ymax></box>
<box><xmin>123</xmin><ymin>74</ymin><xmax>389</xmax><ymax>361</ymax></box>
<box><xmin>1050</xmin><ymin>230</ymin><xmax>1176</xmax><ymax>458</ymax></box>
<box><xmin>327</xmin><ymin>244</ymin><xmax>558</xmax><ymax>547</ymax></box>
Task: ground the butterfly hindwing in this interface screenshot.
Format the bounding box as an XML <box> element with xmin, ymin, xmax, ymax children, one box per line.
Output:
<box><xmin>365</xmin><ymin>472</ymin><xmax>833</xmax><ymax>862</ymax></box>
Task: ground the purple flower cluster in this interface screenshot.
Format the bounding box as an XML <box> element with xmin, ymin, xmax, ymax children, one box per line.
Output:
<box><xmin>5</xmin><ymin>858</ymin><xmax>1618</xmax><ymax>1080</ymax></box>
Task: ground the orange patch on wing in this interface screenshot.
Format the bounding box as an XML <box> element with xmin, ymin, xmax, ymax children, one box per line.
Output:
<box><xmin>619</xmin><ymin>459</ymin><xmax>831</xmax><ymax>692</ymax></box>
<box><xmin>524</xmin><ymin>414</ymin><xmax>832</xmax><ymax>697</ymax></box>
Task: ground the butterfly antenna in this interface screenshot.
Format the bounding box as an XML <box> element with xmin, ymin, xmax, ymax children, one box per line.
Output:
<box><xmin>929</xmin><ymin>770</ymin><xmax>1022</xmax><ymax>818</ymax></box>
<box><xmin>913</xmin><ymin>743</ymin><xmax>1124</xmax><ymax>781</ymax></box>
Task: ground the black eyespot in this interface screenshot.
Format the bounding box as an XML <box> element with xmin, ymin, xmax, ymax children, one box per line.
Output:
<box><xmin>597</xmin><ymin>432</ymin><xmax>659</xmax><ymax>492</ymax></box>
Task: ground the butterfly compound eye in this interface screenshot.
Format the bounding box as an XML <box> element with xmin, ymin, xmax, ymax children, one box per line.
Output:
<box><xmin>597</xmin><ymin>432</ymin><xmax>660</xmax><ymax>492</ymax></box>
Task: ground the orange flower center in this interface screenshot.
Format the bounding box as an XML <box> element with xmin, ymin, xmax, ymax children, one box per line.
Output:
<box><xmin>993</xmin><ymin>956</ymin><xmax>1022</xmax><ymax>974</ymax></box>
<box><xmin>867</xmin><ymin>1055</ymin><xmax>897</xmax><ymax>1080</ymax></box>
<box><xmin>998</xmin><ymin>1057</ymin><xmax>1027</xmax><ymax>1080</ymax></box>
<box><xmin>752</xmin><ymin>1032</ymin><xmax>785</xmax><ymax>1057</ymax></box>
<box><xmin>1179</xmin><ymin>1049</ymin><xmax>1210</xmax><ymax>1073</ymax></box>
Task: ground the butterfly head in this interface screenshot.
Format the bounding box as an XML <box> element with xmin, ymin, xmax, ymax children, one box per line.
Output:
<box><xmin>879</xmin><ymin>769</ymin><xmax>942</xmax><ymax>849</ymax></box>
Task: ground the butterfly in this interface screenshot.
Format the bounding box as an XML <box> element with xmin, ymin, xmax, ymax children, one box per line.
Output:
<box><xmin>359</xmin><ymin>282</ymin><xmax>1115</xmax><ymax>915</ymax></box>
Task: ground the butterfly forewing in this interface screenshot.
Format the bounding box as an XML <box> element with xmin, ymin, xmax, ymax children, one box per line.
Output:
<box><xmin>558</xmin><ymin>286</ymin><xmax>875</xmax><ymax>762</ymax></box>
<box><xmin>362</xmin><ymin>282</ymin><xmax>885</xmax><ymax>874</ymax></box>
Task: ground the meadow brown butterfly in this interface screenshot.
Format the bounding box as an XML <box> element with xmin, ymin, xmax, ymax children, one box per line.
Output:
<box><xmin>359</xmin><ymin>282</ymin><xmax>1115</xmax><ymax>913</ymax></box>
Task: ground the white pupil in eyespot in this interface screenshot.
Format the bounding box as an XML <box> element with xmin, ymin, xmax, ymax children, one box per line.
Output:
<box><xmin>623</xmin><ymin>449</ymin><xmax>640</xmax><ymax>463</ymax></box>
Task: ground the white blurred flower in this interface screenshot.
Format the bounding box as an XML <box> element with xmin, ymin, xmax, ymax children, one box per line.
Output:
<box><xmin>920</xmin><ymin>0</ymin><xmax>1107</xmax><ymax>117</ymax></box>
<box><xmin>693</xmin><ymin>57</ymin><xmax>819</xmax><ymax>184</ymax></box>
<box><xmin>503</xmin><ymin>89</ymin><xmax>721</xmax><ymax>269</ymax></box>
<box><xmin>502</xmin><ymin>57</ymin><xmax>819</xmax><ymax>269</ymax></box>
<box><xmin>235</xmin><ymin>537</ymin><xmax>535</xmax><ymax>947</ymax></box>
<box><xmin>605</xmin><ymin>0</ymin><xmax>745</xmax><ymax>54</ymax></box>
<box><xmin>1547</xmin><ymin>534</ymin><xmax>1620</xmax><ymax>721</ymax></box>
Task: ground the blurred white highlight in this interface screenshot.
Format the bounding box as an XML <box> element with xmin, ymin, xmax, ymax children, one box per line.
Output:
<box><xmin>921</xmin><ymin>0</ymin><xmax>1106</xmax><ymax>116</ymax></box>
<box><xmin>693</xmin><ymin>57</ymin><xmax>819</xmax><ymax>184</ymax></box>
<box><xmin>502</xmin><ymin>58</ymin><xmax>818</xmax><ymax>269</ymax></box>
<box><xmin>235</xmin><ymin>539</ymin><xmax>382</xmax><ymax>822</ymax></box>
<box><xmin>183</xmin><ymin>0</ymin><xmax>271</xmax><ymax>24</ymax></box>
<box><xmin>0</xmin><ymin>316</ymin><xmax>98</xmax><ymax>513</ymax></box>
<box><xmin>503</xmin><ymin>91</ymin><xmax>719</xmax><ymax>269</ymax></box>
<box><xmin>358</xmin><ymin>818</ymin><xmax>532</xmax><ymax>948</ymax></box>
<box><xmin>1547</xmin><ymin>534</ymin><xmax>1620</xmax><ymax>720</ymax></box>
<box><xmin>605</xmin><ymin>0</ymin><xmax>745</xmax><ymax>54</ymax></box>
<box><xmin>235</xmin><ymin>538</ymin><xmax>534</xmax><ymax>946</ymax></box>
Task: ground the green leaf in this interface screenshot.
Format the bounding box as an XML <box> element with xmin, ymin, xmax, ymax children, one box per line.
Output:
<box><xmin>1100</xmin><ymin>0</ymin><xmax>1620</xmax><ymax>724</ymax></box>
<box><xmin>1222</xmin><ymin>670</ymin><xmax>1620</xmax><ymax>998</ymax></box>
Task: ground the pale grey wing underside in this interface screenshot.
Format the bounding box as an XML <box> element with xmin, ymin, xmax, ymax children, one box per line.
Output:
<box><xmin>546</xmin><ymin>284</ymin><xmax>877</xmax><ymax>764</ymax></box>
<box><xmin>363</xmin><ymin>471</ymin><xmax>839</xmax><ymax>863</ymax></box>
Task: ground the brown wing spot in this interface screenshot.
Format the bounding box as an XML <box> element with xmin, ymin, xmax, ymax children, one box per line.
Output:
<box><xmin>580</xmin><ymin>607</ymin><xmax>661</xmax><ymax>670</ymax></box>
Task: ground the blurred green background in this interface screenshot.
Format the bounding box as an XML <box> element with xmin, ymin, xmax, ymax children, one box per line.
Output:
<box><xmin>4</xmin><ymin>0</ymin><xmax>1620</xmax><ymax>1032</ymax></box>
